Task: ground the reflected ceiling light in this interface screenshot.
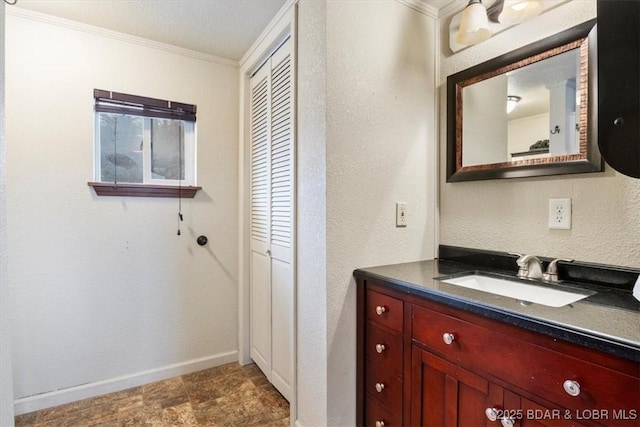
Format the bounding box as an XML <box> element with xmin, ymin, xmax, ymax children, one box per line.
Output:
<box><xmin>456</xmin><ymin>0</ymin><xmax>493</xmax><ymax>46</ymax></box>
<box><xmin>507</xmin><ymin>95</ymin><xmax>522</xmax><ymax>114</ymax></box>
<box><xmin>498</xmin><ymin>0</ymin><xmax>543</xmax><ymax>24</ymax></box>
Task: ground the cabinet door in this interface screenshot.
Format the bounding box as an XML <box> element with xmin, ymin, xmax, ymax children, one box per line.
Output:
<box><xmin>597</xmin><ymin>0</ymin><xmax>640</xmax><ymax>178</ymax></box>
<box><xmin>411</xmin><ymin>346</ymin><xmax>495</xmax><ymax>427</ymax></box>
<box><xmin>502</xmin><ymin>390</ymin><xmax>591</xmax><ymax>427</ymax></box>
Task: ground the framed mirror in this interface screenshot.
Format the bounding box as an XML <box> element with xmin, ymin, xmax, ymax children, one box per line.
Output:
<box><xmin>447</xmin><ymin>19</ymin><xmax>602</xmax><ymax>182</ymax></box>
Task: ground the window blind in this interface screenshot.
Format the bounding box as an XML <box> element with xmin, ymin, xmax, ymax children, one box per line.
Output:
<box><xmin>94</xmin><ymin>89</ymin><xmax>196</xmax><ymax>122</ymax></box>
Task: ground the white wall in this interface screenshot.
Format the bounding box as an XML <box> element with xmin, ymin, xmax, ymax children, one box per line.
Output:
<box><xmin>296</xmin><ymin>0</ymin><xmax>328</xmax><ymax>425</ymax></box>
<box><xmin>439</xmin><ymin>0</ymin><xmax>640</xmax><ymax>268</ymax></box>
<box><xmin>1</xmin><ymin>1</ymin><xmax>16</xmax><ymax>425</ymax></box>
<box><xmin>463</xmin><ymin>74</ymin><xmax>508</xmax><ymax>165</ymax></box>
<box><xmin>508</xmin><ymin>113</ymin><xmax>549</xmax><ymax>154</ymax></box>
<box><xmin>296</xmin><ymin>1</ymin><xmax>438</xmax><ymax>425</ymax></box>
<box><xmin>6</xmin><ymin>11</ymin><xmax>239</xmax><ymax>412</ymax></box>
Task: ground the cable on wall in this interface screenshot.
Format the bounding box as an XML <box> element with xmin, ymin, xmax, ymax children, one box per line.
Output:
<box><xmin>177</xmin><ymin>121</ymin><xmax>183</xmax><ymax>236</ymax></box>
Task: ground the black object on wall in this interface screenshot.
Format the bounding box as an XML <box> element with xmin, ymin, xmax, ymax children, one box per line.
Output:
<box><xmin>597</xmin><ymin>0</ymin><xmax>640</xmax><ymax>179</ymax></box>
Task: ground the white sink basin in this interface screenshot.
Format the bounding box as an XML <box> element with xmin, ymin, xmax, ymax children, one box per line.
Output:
<box><xmin>438</xmin><ymin>274</ymin><xmax>594</xmax><ymax>307</ymax></box>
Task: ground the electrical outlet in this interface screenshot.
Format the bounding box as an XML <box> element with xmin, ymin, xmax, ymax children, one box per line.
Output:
<box><xmin>396</xmin><ymin>202</ymin><xmax>407</xmax><ymax>227</ymax></box>
<box><xmin>549</xmin><ymin>198</ymin><xmax>571</xmax><ymax>230</ymax></box>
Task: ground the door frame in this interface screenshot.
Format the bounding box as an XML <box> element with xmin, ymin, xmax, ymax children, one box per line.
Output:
<box><xmin>238</xmin><ymin>0</ymin><xmax>297</xmax><ymax>422</ymax></box>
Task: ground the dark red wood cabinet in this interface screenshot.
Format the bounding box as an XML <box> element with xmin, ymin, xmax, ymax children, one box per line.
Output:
<box><xmin>356</xmin><ymin>279</ymin><xmax>640</xmax><ymax>427</ymax></box>
<box><xmin>361</xmin><ymin>289</ymin><xmax>406</xmax><ymax>427</ymax></box>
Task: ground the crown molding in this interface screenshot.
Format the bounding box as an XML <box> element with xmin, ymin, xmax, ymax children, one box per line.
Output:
<box><xmin>240</xmin><ymin>0</ymin><xmax>297</xmax><ymax>68</ymax></box>
<box><xmin>439</xmin><ymin>0</ymin><xmax>466</xmax><ymax>18</ymax></box>
<box><xmin>397</xmin><ymin>0</ymin><xmax>439</xmax><ymax>18</ymax></box>
<box><xmin>6</xmin><ymin>7</ymin><xmax>239</xmax><ymax>69</ymax></box>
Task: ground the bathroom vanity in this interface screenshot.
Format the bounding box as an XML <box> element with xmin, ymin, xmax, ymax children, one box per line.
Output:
<box><xmin>355</xmin><ymin>246</ymin><xmax>640</xmax><ymax>427</ymax></box>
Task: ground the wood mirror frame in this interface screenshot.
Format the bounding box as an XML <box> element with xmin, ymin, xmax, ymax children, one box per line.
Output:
<box><xmin>446</xmin><ymin>19</ymin><xmax>602</xmax><ymax>182</ymax></box>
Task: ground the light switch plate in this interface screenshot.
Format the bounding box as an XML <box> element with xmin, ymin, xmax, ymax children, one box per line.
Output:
<box><xmin>396</xmin><ymin>202</ymin><xmax>407</xmax><ymax>227</ymax></box>
<box><xmin>549</xmin><ymin>198</ymin><xmax>571</xmax><ymax>230</ymax></box>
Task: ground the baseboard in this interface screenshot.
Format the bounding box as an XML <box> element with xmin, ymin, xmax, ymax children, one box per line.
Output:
<box><xmin>13</xmin><ymin>350</ymin><xmax>238</xmax><ymax>415</ymax></box>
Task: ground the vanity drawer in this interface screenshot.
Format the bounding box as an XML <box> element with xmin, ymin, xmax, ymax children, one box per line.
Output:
<box><xmin>516</xmin><ymin>348</ymin><xmax>640</xmax><ymax>424</ymax></box>
<box><xmin>365</xmin><ymin>395</ymin><xmax>402</xmax><ymax>427</ymax></box>
<box><xmin>412</xmin><ymin>304</ymin><xmax>484</xmax><ymax>364</ymax></box>
<box><xmin>365</xmin><ymin>359</ymin><xmax>402</xmax><ymax>416</ymax></box>
<box><xmin>366</xmin><ymin>323</ymin><xmax>403</xmax><ymax>377</ymax></box>
<box><xmin>411</xmin><ymin>304</ymin><xmax>640</xmax><ymax>419</ymax></box>
<box><xmin>366</xmin><ymin>289</ymin><xmax>403</xmax><ymax>332</ymax></box>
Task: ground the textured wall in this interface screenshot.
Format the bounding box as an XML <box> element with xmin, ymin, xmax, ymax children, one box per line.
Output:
<box><xmin>439</xmin><ymin>0</ymin><xmax>640</xmax><ymax>268</ymax></box>
<box><xmin>325</xmin><ymin>1</ymin><xmax>437</xmax><ymax>425</ymax></box>
<box><xmin>295</xmin><ymin>1</ymin><xmax>438</xmax><ymax>426</ymax></box>
<box><xmin>1</xmin><ymin>1</ymin><xmax>16</xmax><ymax>425</ymax></box>
<box><xmin>296</xmin><ymin>0</ymin><xmax>328</xmax><ymax>425</ymax></box>
<box><xmin>6</xmin><ymin>12</ymin><xmax>239</xmax><ymax>408</ymax></box>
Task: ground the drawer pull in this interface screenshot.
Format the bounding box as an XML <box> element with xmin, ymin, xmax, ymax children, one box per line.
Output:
<box><xmin>442</xmin><ymin>332</ymin><xmax>455</xmax><ymax>345</ymax></box>
<box><xmin>563</xmin><ymin>379</ymin><xmax>581</xmax><ymax>396</ymax></box>
<box><xmin>375</xmin><ymin>382</ymin><xmax>385</xmax><ymax>393</ymax></box>
<box><xmin>485</xmin><ymin>407</ymin><xmax>498</xmax><ymax>422</ymax></box>
<box><xmin>375</xmin><ymin>305</ymin><xmax>387</xmax><ymax>315</ymax></box>
<box><xmin>501</xmin><ymin>417</ymin><xmax>515</xmax><ymax>427</ymax></box>
<box><xmin>375</xmin><ymin>421</ymin><xmax>385</xmax><ymax>427</ymax></box>
<box><xmin>375</xmin><ymin>344</ymin><xmax>386</xmax><ymax>353</ymax></box>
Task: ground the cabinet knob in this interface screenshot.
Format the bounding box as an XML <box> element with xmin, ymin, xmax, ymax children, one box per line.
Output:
<box><xmin>375</xmin><ymin>382</ymin><xmax>385</xmax><ymax>393</ymax></box>
<box><xmin>614</xmin><ymin>117</ymin><xmax>624</xmax><ymax>126</ymax></box>
<box><xmin>375</xmin><ymin>344</ymin><xmax>386</xmax><ymax>354</ymax></box>
<box><xmin>501</xmin><ymin>417</ymin><xmax>515</xmax><ymax>427</ymax></box>
<box><xmin>485</xmin><ymin>407</ymin><xmax>498</xmax><ymax>422</ymax></box>
<box><xmin>442</xmin><ymin>332</ymin><xmax>455</xmax><ymax>345</ymax></box>
<box><xmin>375</xmin><ymin>305</ymin><xmax>387</xmax><ymax>315</ymax></box>
<box><xmin>563</xmin><ymin>379</ymin><xmax>581</xmax><ymax>396</ymax></box>
<box><xmin>375</xmin><ymin>421</ymin><xmax>385</xmax><ymax>427</ymax></box>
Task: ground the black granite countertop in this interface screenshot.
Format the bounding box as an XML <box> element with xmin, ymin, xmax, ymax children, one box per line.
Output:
<box><xmin>354</xmin><ymin>248</ymin><xmax>640</xmax><ymax>363</ymax></box>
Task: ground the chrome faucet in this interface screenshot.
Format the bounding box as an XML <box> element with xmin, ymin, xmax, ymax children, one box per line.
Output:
<box><xmin>542</xmin><ymin>258</ymin><xmax>573</xmax><ymax>283</ymax></box>
<box><xmin>511</xmin><ymin>253</ymin><xmax>543</xmax><ymax>280</ymax></box>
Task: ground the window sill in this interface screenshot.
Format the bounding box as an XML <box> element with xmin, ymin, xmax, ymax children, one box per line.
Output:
<box><xmin>88</xmin><ymin>182</ymin><xmax>201</xmax><ymax>198</ymax></box>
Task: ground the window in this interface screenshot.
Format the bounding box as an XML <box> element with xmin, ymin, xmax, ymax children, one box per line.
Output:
<box><xmin>89</xmin><ymin>89</ymin><xmax>200</xmax><ymax>197</ymax></box>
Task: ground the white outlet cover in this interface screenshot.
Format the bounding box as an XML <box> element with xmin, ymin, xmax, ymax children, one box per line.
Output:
<box><xmin>549</xmin><ymin>198</ymin><xmax>571</xmax><ymax>230</ymax></box>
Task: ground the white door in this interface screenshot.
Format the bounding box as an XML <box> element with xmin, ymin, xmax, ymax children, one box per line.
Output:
<box><xmin>249</xmin><ymin>37</ymin><xmax>294</xmax><ymax>401</ymax></box>
<box><xmin>249</xmin><ymin>60</ymin><xmax>271</xmax><ymax>378</ymax></box>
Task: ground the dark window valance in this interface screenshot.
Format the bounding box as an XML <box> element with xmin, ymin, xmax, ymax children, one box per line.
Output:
<box><xmin>94</xmin><ymin>89</ymin><xmax>197</xmax><ymax>122</ymax></box>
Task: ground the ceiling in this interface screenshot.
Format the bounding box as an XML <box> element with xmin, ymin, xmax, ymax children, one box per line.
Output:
<box><xmin>11</xmin><ymin>0</ymin><xmax>460</xmax><ymax>61</ymax></box>
<box><xmin>507</xmin><ymin>48</ymin><xmax>579</xmax><ymax>119</ymax></box>
<box><xmin>12</xmin><ymin>0</ymin><xmax>288</xmax><ymax>61</ymax></box>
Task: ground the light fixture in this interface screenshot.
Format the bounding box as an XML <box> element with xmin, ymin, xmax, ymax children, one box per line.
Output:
<box><xmin>453</xmin><ymin>0</ymin><xmax>546</xmax><ymax>51</ymax></box>
<box><xmin>498</xmin><ymin>0</ymin><xmax>542</xmax><ymax>24</ymax></box>
<box><xmin>456</xmin><ymin>0</ymin><xmax>493</xmax><ymax>46</ymax></box>
<box><xmin>507</xmin><ymin>95</ymin><xmax>521</xmax><ymax>114</ymax></box>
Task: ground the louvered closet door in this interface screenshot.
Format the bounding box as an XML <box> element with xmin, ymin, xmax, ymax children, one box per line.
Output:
<box><xmin>249</xmin><ymin>37</ymin><xmax>294</xmax><ymax>402</ymax></box>
<box><xmin>249</xmin><ymin>63</ymin><xmax>271</xmax><ymax>379</ymax></box>
<box><xmin>268</xmin><ymin>39</ymin><xmax>293</xmax><ymax>401</ymax></box>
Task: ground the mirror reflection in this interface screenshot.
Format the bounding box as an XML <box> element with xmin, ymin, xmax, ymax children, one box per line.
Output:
<box><xmin>462</xmin><ymin>48</ymin><xmax>581</xmax><ymax>167</ymax></box>
<box><xmin>446</xmin><ymin>19</ymin><xmax>602</xmax><ymax>182</ymax></box>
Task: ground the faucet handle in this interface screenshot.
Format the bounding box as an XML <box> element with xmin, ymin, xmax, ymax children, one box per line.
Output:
<box><xmin>508</xmin><ymin>252</ymin><xmax>524</xmax><ymax>265</ymax></box>
<box><xmin>543</xmin><ymin>258</ymin><xmax>573</xmax><ymax>282</ymax></box>
<box><xmin>508</xmin><ymin>253</ymin><xmax>527</xmax><ymax>277</ymax></box>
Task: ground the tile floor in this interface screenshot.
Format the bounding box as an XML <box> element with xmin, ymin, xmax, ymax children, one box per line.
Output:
<box><xmin>14</xmin><ymin>362</ymin><xmax>289</xmax><ymax>427</ymax></box>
